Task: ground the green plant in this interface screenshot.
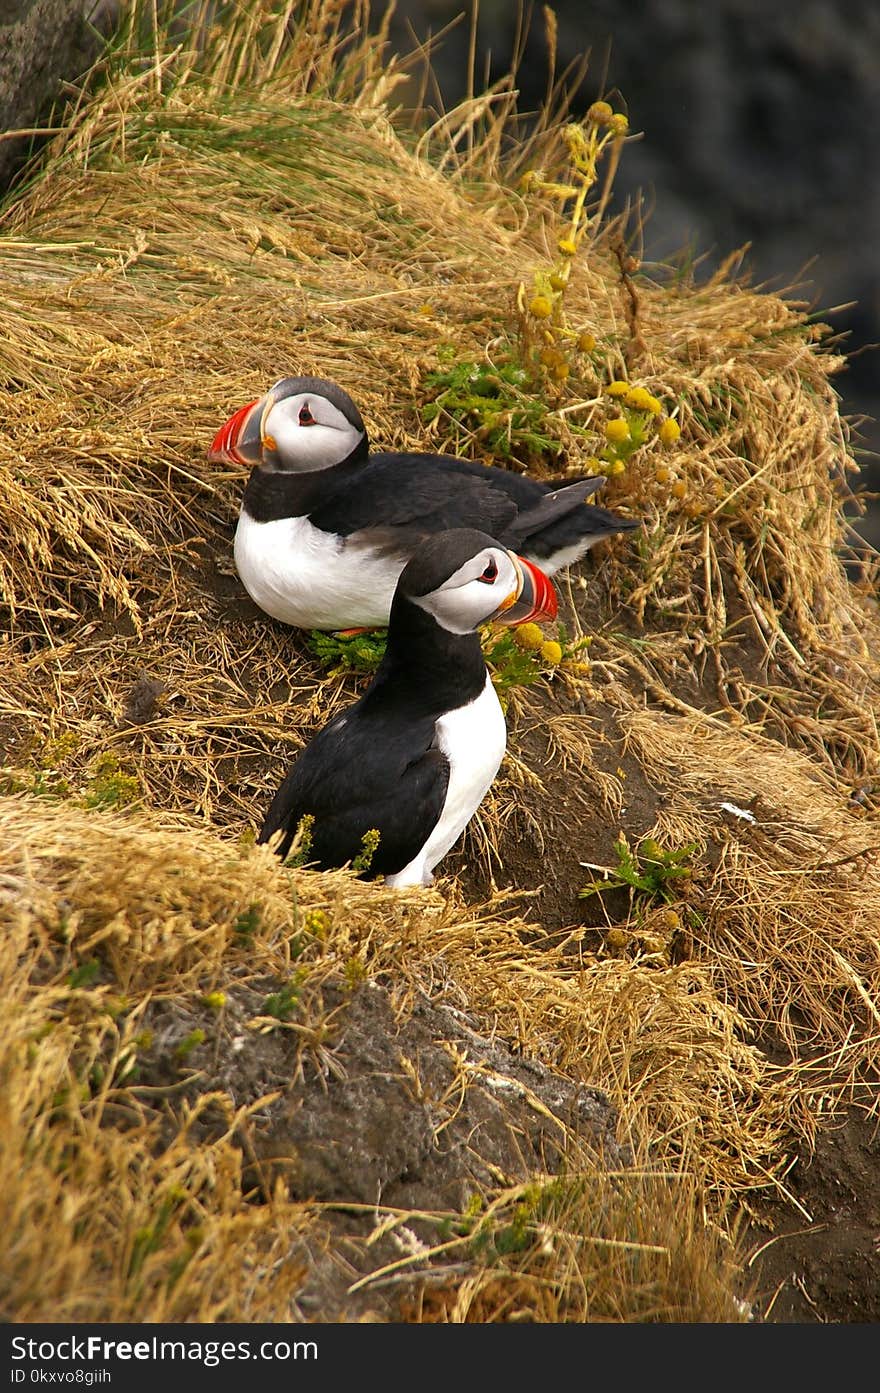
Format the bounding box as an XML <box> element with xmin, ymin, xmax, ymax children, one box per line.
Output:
<box><xmin>484</xmin><ymin>620</ymin><xmax>591</xmax><ymax>701</ymax></box>
<box><xmin>174</xmin><ymin>1028</ymin><xmax>206</xmax><ymax>1061</ymax></box>
<box><xmin>352</xmin><ymin>827</ymin><xmax>380</xmax><ymax>872</ymax></box>
<box><xmin>307</xmin><ymin>628</ymin><xmax>387</xmax><ymax>676</ymax></box>
<box><xmin>579</xmin><ymin>834</ymin><xmax>697</xmax><ymax>912</ymax></box>
<box><xmin>516</xmin><ymin>102</ymin><xmax>628</xmax><ymax>382</ymax></box>
<box><xmin>420</xmin><ymin>351</ymin><xmax>595</xmax><ymax>465</ymax></box>
<box><xmin>261</xmin><ymin>976</ymin><xmax>303</xmax><ymax>1022</ymax></box>
<box><xmin>233</xmin><ymin>904</ymin><xmax>261</xmax><ymax>939</ymax></box>
<box><xmin>81</xmin><ymin>753</ymin><xmax>141</xmax><ymax>809</ymax></box>
<box><xmin>282</xmin><ymin>813</ymin><xmax>314</xmax><ymax>868</ymax></box>
<box><xmin>67</xmin><ymin>958</ymin><xmax>101</xmax><ymax>989</ymax></box>
<box><xmin>128</xmin><ymin>1193</ymin><xmax>181</xmax><ymax>1278</ymax></box>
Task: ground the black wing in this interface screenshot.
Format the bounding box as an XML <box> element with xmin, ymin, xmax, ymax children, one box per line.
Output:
<box><xmin>308</xmin><ymin>453</ymin><xmax>527</xmax><ymax>544</ymax></box>
<box><xmin>257</xmin><ymin>708</ymin><xmax>450</xmax><ymax>878</ymax></box>
<box><xmin>504</xmin><ymin>478</ymin><xmax>608</xmax><ymax>543</ymax></box>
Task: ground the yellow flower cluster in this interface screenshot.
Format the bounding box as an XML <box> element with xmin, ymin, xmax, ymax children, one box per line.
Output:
<box><xmin>513</xmin><ymin>622</ymin><xmax>544</xmax><ymax>652</ymax></box>
<box><xmin>598</xmin><ymin>379</ymin><xmax>682</xmax><ymax>475</ymax></box>
<box><xmin>304</xmin><ymin>908</ymin><xmax>330</xmax><ymax>936</ymax></box>
<box><xmin>512</xmin><ymin>624</ymin><xmax>589</xmax><ymax>675</ymax></box>
<box><xmin>517</xmin><ymin>101</ymin><xmax>630</xmax><ymax>382</ymax></box>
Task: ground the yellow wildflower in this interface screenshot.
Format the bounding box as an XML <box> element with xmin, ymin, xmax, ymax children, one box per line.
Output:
<box><xmin>557</xmin><ymin>237</ymin><xmax>577</xmax><ymax>257</ymax></box>
<box><xmin>587</xmin><ymin>101</ymin><xmax>614</xmax><ymax>126</ymax></box>
<box><xmin>529</xmin><ymin>295</ymin><xmax>552</xmax><ymax>319</ymax></box>
<box><xmin>604</xmin><ymin>418</ymin><xmax>630</xmax><ymax>443</ymax></box>
<box><xmin>654</xmin><ymin>465</ymin><xmax>672</xmax><ymax>485</ymax></box>
<box><xmin>563</xmin><ymin>123</ymin><xmax>589</xmax><ymax>157</ymax></box>
<box><xmin>659</xmin><ymin>417</ymin><xmax>681</xmax><ymax>445</ymax></box>
<box><xmin>550</xmin><ymin>361</ymin><xmax>570</xmax><ymax>381</ymax></box>
<box><xmin>540</xmin><ymin>639</ymin><xmax>563</xmax><ymax>666</ymax></box>
<box><xmin>609</xmin><ymin>113</ymin><xmax>629</xmax><ymax>136</ymax></box>
<box><xmin>640</xmin><ymin>933</ymin><xmax>667</xmax><ymax>956</ymax></box>
<box><xmin>577</xmin><ymin>331</ymin><xmax>596</xmax><ymax>352</ymax></box>
<box><xmin>304</xmin><ymin>908</ymin><xmax>330</xmax><ymax>936</ymax></box>
<box><xmin>671</xmin><ymin>480</ymin><xmax>687</xmax><ymax>500</ymax></box>
<box><xmin>625</xmin><ymin>386</ymin><xmax>662</xmax><ymax>414</ymax></box>
<box><xmin>202</xmin><ymin>991</ymin><xmax>226</xmax><ymax>1011</ymax></box>
<box><xmin>605</xmin><ymin>380</ymin><xmax>630</xmax><ymax>398</ymax></box>
<box><xmin>513</xmin><ymin>623</ymin><xmax>544</xmax><ymax>652</ymax></box>
<box><xmin>549</xmin><ymin>271</ymin><xmax>569</xmax><ymax>291</ymax></box>
<box><xmin>609</xmin><ymin>459</ymin><xmax>626</xmax><ymax>475</ymax></box>
<box><xmin>605</xmin><ymin>927</ymin><xmax>631</xmax><ymax>951</ymax></box>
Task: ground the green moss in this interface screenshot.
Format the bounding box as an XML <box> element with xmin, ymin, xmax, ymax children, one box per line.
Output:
<box><xmin>81</xmin><ymin>754</ymin><xmax>141</xmax><ymax>810</ymax></box>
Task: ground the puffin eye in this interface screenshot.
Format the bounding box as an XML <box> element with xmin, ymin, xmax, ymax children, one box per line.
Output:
<box><xmin>477</xmin><ymin>557</ymin><xmax>498</xmax><ymax>583</ymax></box>
<box><xmin>298</xmin><ymin>403</ymin><xmax>315</xmax><ymax>425</ymax></box>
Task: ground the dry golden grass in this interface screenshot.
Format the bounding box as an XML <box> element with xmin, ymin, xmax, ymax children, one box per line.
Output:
<box><xmin>2</xmin><ymin>0</ymin><xmax>880</xmax><ymax>1322</ymax></box>
<box><xmin>1</xmin><ymin>795</ymin><xmax>751</xmax><ymax>1322</ymax></box>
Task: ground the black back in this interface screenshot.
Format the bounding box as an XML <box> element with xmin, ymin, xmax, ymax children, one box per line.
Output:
<box><xmin>243</xmin><ymin>446</ymin><xmax>638</xmax><ymax>554</ymax></box>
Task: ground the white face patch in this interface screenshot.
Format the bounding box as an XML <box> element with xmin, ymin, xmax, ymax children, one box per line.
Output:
<box><xmin>264</xmin><ymin>391</ymin><xmax>364</xmax><ymax>471</ymax></box>
<box><xmin>412</xmin><ymin>546</ymin><xmax>520</xmax><ymax>634</ymax></box>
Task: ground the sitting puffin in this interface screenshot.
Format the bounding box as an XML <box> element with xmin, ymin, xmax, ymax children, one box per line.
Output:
<box><xmin>208</xmin><ymin>375</ymin><xmax>639</xmax><ymax>631</ymax></box>
<box><xmin>257</xmin><ymin>528</ymin><xmax>558</xmax><ymax>887</ymax></box>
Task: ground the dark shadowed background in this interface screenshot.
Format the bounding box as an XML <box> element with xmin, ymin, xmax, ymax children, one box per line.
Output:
<box><xmin>378</xmin><ymin>0</ymin><xmax>880</xmax><ymax>555</ymax></box>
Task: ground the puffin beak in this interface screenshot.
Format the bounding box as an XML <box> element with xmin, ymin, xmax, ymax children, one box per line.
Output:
<box><xmin>207</xmin><ymin>398</ymin><xmax>262</xmax><ymax>465</ymax></box>
<box><xmin>493</xmin><ymin>552</ymin><xmax>558</xmax><ymax>626</ymax></box>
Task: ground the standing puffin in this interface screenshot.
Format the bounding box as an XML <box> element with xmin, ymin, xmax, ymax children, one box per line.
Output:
<box><xmin>208</xmin><ymin>375</ymin><xmax>638</xmax><ymax>631</ymax></box>
<box><xmin>257</xmin><ymin>528</ymin><xmax>558</xmax><ymax>887</ymax></box>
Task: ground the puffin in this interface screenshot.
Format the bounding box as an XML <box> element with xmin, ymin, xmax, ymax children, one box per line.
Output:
<box><xmin>208</xmin><ymin>374</ymin><xmax>639</xmax><ymax>631</ymax></box>
<box><xmin>257</xmin><ymin>527</ymin><xmax>558</xmax><ymax>887</ymax></box>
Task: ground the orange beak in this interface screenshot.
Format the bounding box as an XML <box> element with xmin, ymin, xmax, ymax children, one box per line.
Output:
<box><xmin>207</xmin><ymin>399</ymin><xmax>261</xmax><ymax>465</ymax></box>
<box><xmin>493</xmin><ymin>553</ymin><xmax>558</xmax><ymax>626</ymax></box>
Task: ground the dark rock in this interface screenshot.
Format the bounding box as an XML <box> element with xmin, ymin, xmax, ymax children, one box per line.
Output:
<box><xmin>0</xmin><ymin>0</ymin><xmax>110</xmax><ymax>195</ymax></box>
<box><xmin>138</xmin><ymin>976</ymin><xmax>630</xmax><ymax>1319</ymax></box>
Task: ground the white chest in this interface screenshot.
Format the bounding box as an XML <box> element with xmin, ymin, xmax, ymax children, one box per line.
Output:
<box><xmin>385</xmin><ymin>675</ymin><xmax>506</xmax><ymax>888</ymax></box>
<box><xmin>233</xmin><ymin>511</ymin><xmax>402</xmax><ymax>630</ymax></box>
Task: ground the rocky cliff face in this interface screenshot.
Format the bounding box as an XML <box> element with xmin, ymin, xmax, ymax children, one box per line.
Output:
<box><xmin>0</xmin><ymin>0</ymin><xmax>107</xmax><ymax>190</ymax></box>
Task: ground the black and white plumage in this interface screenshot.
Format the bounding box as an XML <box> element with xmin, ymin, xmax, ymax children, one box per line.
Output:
<box><xmin>256</xmin><ymin>528</ymin><xmax>558</xmax><ymax>887</ymax></box>
<box><xmin>208</xmin><ymin>375</ymin><xmax>639</xmax><ymax>631</ymax></box>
